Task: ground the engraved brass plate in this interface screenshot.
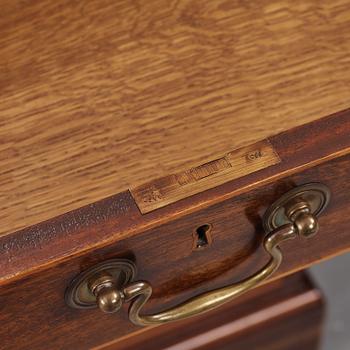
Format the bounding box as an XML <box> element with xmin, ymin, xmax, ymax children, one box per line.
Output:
<box><xmin>131</xmin><ymin>140</ymin><xmax>280</xmax><ymax>213</ymax></box>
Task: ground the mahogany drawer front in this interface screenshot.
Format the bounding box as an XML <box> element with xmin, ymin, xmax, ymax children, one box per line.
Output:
<box><xmin>98</xmin><ymin>272</ymin><xmax>323</xmax><ymax>350</ymax></box>
<box><xmin>0</xmin><ymin>111</ymin><xmax>348</xmax><ymax>349</ymax></box>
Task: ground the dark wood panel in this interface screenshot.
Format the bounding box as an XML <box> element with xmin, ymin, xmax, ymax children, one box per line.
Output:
<box><xmin>0</xmin><ymin>141</ymin><xmax>348</xmax><ymax>348</ymax></box>
<box><xmin>98</xmin><ymin>272</ymin><xmax>323</xmax><ymax>350</ymax></box>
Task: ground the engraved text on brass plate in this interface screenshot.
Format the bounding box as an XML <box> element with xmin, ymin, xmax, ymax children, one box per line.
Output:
<box><xmin>131</xmin><ymin>140</ymin><xmax>280</xmax><ymax>213</ymax></box>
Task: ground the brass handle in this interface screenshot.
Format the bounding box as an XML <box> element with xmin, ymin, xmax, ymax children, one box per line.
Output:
<box><xmin>125</xmin><ymin>224</ymin><xmax>297</xmax><ymax>325</ymax></box>
<box><xmin>65</xmin><ymin>183</ymin><xmax>330</xmax><ymax>327</ymax></box>
<box><xmin>96</xmin><ymin>214</ymin><xmax>315</xmax><ymax>326</ymax></box>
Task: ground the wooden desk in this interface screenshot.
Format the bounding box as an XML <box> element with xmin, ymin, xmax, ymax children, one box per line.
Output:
<box><xmin>0</xmin><ymin>1</ymin><xmax>349</xmax><ymax>349</ymax></box>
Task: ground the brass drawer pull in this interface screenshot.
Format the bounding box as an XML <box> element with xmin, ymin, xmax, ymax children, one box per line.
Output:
<box><xmin>66</xmin><ymin>183</ymin><xmax>330</xmax><ymax>326</ymax></box>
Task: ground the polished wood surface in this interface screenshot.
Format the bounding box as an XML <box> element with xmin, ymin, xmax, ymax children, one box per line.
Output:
<box><xmin>0</xmin><ymin>112</ymin><xmax>347</xmax><ymax>349</ymax></box>
<box><xmin>98</xmin><ymin>272</ymin><xmax>323</xmax><ymax>350</ymax></box>
<box><xmin>1</xmin><ymin>0</ymin><xmax>350</xmax><ymax>236</ymax></box>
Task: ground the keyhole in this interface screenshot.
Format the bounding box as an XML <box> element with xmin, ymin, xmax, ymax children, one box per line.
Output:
<box><xmin>193</xmin><ymin>224</ymin><xmax>212</xmax><ymax>250</ymax></box>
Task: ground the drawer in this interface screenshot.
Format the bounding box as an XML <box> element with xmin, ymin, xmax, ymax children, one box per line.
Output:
<box><xmin>0</xmin><ymin>110</ymin><xmax>348</xmax><ymax>349</ymax></box>
<box><xmin>98</xmin><ymin>272</ymin><xmax>323</xmax><ymax>350</ymax></box>
<box><xmin>2</xmin><ymin>1</ymin><xmax>350</xmax><ymax>348</ymax></box>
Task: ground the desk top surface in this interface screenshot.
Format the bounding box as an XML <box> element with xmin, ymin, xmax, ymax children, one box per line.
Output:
<box><xmin>1</xmin><ymin>0</ymin><xmax>349</xmax><ymax>236</ymax></box>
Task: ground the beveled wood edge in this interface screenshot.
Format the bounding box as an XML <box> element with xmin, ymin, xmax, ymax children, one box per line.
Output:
<box><xmin>0</xmin><ymin>109</ymin><xmax>349</xmax><ymax>284</ymax></box>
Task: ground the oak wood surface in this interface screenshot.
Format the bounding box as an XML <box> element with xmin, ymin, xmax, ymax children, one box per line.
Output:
<box><xmin>0</xmin><ymin>112</ymin><xmax>347</xmax><ymax>349</ymax></box>
<box><xmin>97</xmin><ymin>272</ymin><xmax>323</xmax><ymax>350</ymax></box>
<box><xmin>1</xmin><ymin>0</ymin><xmax>350</xmax><ymax>236</ymax></box>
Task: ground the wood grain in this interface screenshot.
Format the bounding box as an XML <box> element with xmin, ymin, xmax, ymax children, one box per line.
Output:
<box><xmin>1</xmin><ymin>0</ymin><xmax>350</xmax><ymax>236</ymax></box>
<box><xmin>0</xmin><ymin>112</ymin><xmax>347</xmax><ymax>349</ymax></box>
<box><xmin>97</xmin><ymin>272</ymin><xmax>323</xmax><ymax>350</ymax></box>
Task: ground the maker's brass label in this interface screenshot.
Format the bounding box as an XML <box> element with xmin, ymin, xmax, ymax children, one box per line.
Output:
<box><xmin>131</xmin><ymin>140</ymin><xmax>280</xmax><ymax>213</ymax></box>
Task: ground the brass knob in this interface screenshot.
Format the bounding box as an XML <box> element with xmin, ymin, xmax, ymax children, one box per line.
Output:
<box><xmin>293</xmin><ymin>212</ymin><xmax>319</xmax><ymax>238</ymax></box>
<box><xmin>89</xmin><ymin>275</ymin><xmax>124</xmax><ymax>313</ymax></box>
<box><xmin>284</xmin><ymin>198</ymin><xmax>320</xmax><ymax>238</ymax></box>
<box><xmin>96</xmin><ymin>286</ymin><xmax>123</xmax><ymax>313</ymax></box>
